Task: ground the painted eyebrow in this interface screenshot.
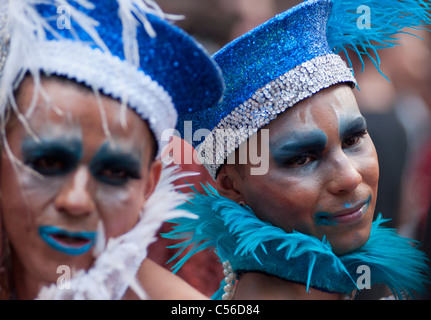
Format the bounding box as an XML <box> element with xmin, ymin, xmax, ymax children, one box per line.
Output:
<box><xmin>89</xmin><ymin>142</ymin><xmax>142</xmax><ymax>170</ymax></box>
<box><xmin>21</xmin><ymin>137</ymin><xmax>82</xmax><ymax>161</ymax></box>
<box><xmin>338</xmin><ymin>116</ymin><xmax>367</xmax><ymax>140</ymax></box>
<box><xmin>270</xmin><ymin>130</ymin><xmax>327</xmax><ymax>164</ymax></box>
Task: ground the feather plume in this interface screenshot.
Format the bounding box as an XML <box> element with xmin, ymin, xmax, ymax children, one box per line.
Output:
<box><xmin>0</xmin><ymin>0</ymin><xmax>107</xmax><ymax>147</ymax></box>
<box><xmin>328</xmin><ymin>0</ymin><xmax>431</xmax><ymax>78</ymax></box>
<box><xmin>341</xmin><ymin>215</ymin><xmax>430</xmax><ymax>299</ymax></box>
<box><xmin>164</xmin><ymin>184</ymin><xmax>430</xmax><ymax>300</ymax></box>
<box><xmin>117</xmin><ymin>0</ymin><xmax>184</xmax><ymax>66</ymax></box>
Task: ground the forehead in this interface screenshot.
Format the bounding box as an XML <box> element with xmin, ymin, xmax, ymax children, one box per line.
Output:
<box><xmin>11</xmin><ymin>76</ymin><xmax>154</xmax><ymax>150</ymax></box>
<box><xmin>266</xmin><ymin>84</ymin><xmax>360</xmax><ymax>136</ymax></box>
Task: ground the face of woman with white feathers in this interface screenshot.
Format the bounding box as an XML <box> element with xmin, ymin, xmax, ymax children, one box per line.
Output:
<box><xmin>0</xmin><ymin>76</ymin><xmax>161</xmax><ymax>292</ymax></box>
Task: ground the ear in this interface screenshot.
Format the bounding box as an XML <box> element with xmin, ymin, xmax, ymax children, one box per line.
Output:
<box><xmin>143</xmin><ymin>159</ymin><xmax>162</xmax><ymax>200</ymax></box>
<box><xmin>215</xmin><ymin>164</ymin><xmax>244</xmax><ymax>203</ymax></box>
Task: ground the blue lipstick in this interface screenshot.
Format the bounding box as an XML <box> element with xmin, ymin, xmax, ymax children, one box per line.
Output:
<box><xmin>38</xmin><ymin>226</ymin><xmax>97</xmax><ymax>255</ymax></box>
<box><xmin>315</xmin><ymin>195</ymin><xmax>372</xmax><ymax>226</ymax></box>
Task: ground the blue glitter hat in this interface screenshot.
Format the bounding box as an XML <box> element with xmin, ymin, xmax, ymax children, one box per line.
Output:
<box><xmin>177</xmin><ymin>0</ymin><xmax>431</xmax><ymax>178</ymax></box>
<box><xmin>0</xmin><ymin>0</ymin><xmax>224</xmax><ymax>155</ymax></box>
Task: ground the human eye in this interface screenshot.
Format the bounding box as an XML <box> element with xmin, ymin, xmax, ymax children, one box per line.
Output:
<box><xmin>21</xmin><ymin>139</ymin><xmax>81</xmax><ymax>176</ymax></box>
<box><xmin>342</xmin><ymin>130</ymin><xmax>367</xmax><ymax>149</ymax></box>
<box><xmin>27</xmin><ymin>154</ymin><xmax>75</xmax><ymax>176</ymax></box>
<box><xmin>286</xmin><ymin>154</ymin><xmax>316</xmax><ymax>168</ymax></box>
<box><xmin>93</xmin><ymin>165</ymin><xmax>141</xmax><ymax>186</ymax></box>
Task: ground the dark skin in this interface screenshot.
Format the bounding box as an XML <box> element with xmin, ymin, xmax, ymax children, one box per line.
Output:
<box><xmin>216</xmin><ymin>84</ymin><xmax>379</xmax><ymax>299</ymax></box>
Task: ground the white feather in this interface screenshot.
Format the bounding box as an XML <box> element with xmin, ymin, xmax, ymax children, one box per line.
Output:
<box><xmin>117</xmin><ymin>0</ymin><xmax>184</xmax><ymax>66</ymax></box>
<box><xmin>0</xmin><ymin>0</ymin><xmax>109</xmax><ymax>144</ymax></box>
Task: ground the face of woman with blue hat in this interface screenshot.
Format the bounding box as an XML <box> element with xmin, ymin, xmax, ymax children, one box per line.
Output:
<box><xmin>2</xmin><ymin>75</ymin><xmax>161</xmax><ymax>281</ymax></box>
<box><xmin>218</xmin><ymin>83</ymin><xmax>379</xmax><ymax>255</ymax></box>
<box><xmin>168</xmin><ymin>0</ymin><xmax>431</xmax><ymax>300</ymax></box>
<box><xmin>0</xmin><ymin>0</ymin><xmax>223</xmax><ymax>298</ymax></box>
<box><xmin>176</xmin><ymin>0</ymin><xmax>381</xmax><ymax>256</ymax></box>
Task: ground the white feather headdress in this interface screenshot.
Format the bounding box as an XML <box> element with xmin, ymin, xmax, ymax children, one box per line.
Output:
<box><xmin>0</xmin><ymin>0</ymin><xmax>181</xmax><ymax>153</ymax></box>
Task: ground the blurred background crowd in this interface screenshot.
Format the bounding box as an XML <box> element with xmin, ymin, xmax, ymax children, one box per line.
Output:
<box><xmin>147</xmin><ymin>0</ymin><xmax>431</xmax><ymax>299</ymax></box>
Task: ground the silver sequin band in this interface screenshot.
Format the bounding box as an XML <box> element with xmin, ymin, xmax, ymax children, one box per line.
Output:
<box><xmin>197</xmin><ymin>53</ymin><xmax>357</xmax><ymax>179</ymax></box>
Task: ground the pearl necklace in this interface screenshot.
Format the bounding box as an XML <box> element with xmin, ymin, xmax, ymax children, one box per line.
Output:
<box><xmin>221</xmin><ymin>261</ymin><xmax>237</xmax><ymax>300</ymax></box>
<box><xmin>221</xmin><ymin>260</ymin><xmax>355</xmax><ymax>300</ymax></box>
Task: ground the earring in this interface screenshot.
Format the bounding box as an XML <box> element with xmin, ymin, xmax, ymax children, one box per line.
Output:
<box><xmin>238</xmin><ymin>201</ymin><xmax>246</xmax><ymax>207</ymax></box>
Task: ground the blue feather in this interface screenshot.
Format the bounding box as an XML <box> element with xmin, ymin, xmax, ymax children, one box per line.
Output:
<box><xmin>327</xmin><ymin>0</ymin><xmax>431</xmax><ymax>78</ymax></box>
<box><xmin>163</xmin><ymin>184</ymin><xmax>430</xmax><ymax>299</ymax></box>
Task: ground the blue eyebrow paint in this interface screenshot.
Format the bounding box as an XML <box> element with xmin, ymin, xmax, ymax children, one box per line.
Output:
<box><xmin>38</xmin><ymin>226</ymin><xmax>97</xmax><ymax>255</ymax></box>
<box><xmin>89</xmin><ymin>142</ymin><xmax>142</xmax><ymax>186</ymax></box>
<box><xmin>338</xmin><ymin>116</ymin><xmax>367</xmax><ymax>141</ymax></box>
<box><xmin>270</xmin><ymin>130</ymin><xmax>327</xmax><ymax>166</ymax></box>
<box><xmin>21</xmin><ymin>137</ymin><xmax>82</xmax><ymax>176</ymax></box>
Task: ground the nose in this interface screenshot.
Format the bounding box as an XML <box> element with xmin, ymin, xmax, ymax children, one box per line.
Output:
<box><xmin>55</xmin><ymin>166</ymin><xmax>96</xmax><ymax>216</ymax></box>
<box><xmin>327</xmin><ymin>151</ymin><xmax>362</xmax><ymax>195</ymax></box>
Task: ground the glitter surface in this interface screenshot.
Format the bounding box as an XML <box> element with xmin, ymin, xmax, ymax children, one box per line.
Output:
<box><xmin>175</xmin><ymin>0</ymin><xmax>356</xmax><ymax>177</ymax></box>
<box><xmin>14</xmin><ymin>0</ymin><xmax>224</xmax><ymax>144</ymax></box>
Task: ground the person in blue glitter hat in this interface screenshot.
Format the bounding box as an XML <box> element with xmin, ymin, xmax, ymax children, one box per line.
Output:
<box><xmin>0</xmin><ymin>0</ymin><xmax>223</xmax><ymax>299</ymax></box>
<box><xmin>164</xmin><ymin>0</ymin><xmax>431</xmax><ymax>300</ymax></box>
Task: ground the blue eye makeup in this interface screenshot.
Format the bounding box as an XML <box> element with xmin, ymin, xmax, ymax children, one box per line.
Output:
<box><xmin>89</xmin><ymin>142</ymin><xmax>142</xmax><ymax>186</ymax></box>
<box><xmin>21</xmin><ymin>137</ymin><xmax>82</xmax><ymax>176</ymax></box>
<box><xmin>270</xmin><ymin>130</ymin><xmax>327</xmax><ymax>167</ymax></box>
<box><xmin>339</xmin><ymin>116</ymin><xmax>368</xmax><ymax>148</ymax></box>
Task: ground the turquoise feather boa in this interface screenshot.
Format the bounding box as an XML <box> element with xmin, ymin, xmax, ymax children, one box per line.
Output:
<box><xmin>164</xmin><ymin>184</ymin><xmax>430</xmax><ymax>300</ymax></box>
<box><xmin>328</xmin><ymin>0</ymin><xmax>431</xmax><ymax>78</ymax></box>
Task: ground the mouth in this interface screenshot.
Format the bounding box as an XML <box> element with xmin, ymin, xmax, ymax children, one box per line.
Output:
<box><xmin>316</xmin><ymin>195</ymin><xmax>372</xmax><ymax>226</ymax></box>
<box><xmin>38</xmin><ymin>226</ymin><xmax>97</xmax><ymax>256</ymax></box>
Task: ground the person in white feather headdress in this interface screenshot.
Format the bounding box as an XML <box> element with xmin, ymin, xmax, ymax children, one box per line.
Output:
<box><xmin>0</xmin><ymin>0</ymin><xmax>224</xmax><ymax>300</ymax></box>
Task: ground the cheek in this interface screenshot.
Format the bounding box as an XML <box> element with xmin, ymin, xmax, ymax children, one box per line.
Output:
<box><xmin>358</xmin><ymin>140</ymin><xmax>379</xmax><ymax>197</ymax></box>
<box><xmin>95</xmin><ymin>182</ymin><xmax>146</xmax><ymax>238</ymax></box>
<box><xmin>0</xmin><ymin>157</ymin><xmax>61</xmax><ymax>227</ymax></box>
<box><xmin>243</xmin><ymin>172</ymin><xmax>319</xmax><ymax>233</ymax></box>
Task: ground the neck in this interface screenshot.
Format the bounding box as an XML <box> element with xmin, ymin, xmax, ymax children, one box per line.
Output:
<box><xmin>233</xmin><ymin>272</ymin><xmax>352</xmax><ymax>300</ymax></box>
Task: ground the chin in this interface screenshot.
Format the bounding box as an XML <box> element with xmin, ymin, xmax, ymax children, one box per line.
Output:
<box><xmin>330</xmin><ymin>223</ymin><xmax>373</xmax><ymax>256</ymax></box>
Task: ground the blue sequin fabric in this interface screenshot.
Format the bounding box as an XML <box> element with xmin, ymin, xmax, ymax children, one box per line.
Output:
<box><xmin>0</xmin><ymin>0</ymin><xmax>224</xmax><ymax>150</ymax></box>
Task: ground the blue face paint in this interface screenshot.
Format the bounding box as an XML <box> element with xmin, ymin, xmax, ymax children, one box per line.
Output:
<box><xmin>89</xmin><ymin>142</ymin><xmax>142</xmax><ymax>186</ymax></box>
<box><xmin>38</xmin><ymin>226</ymin><xmax>97</xmax><ymax>255</ymax></box>
<box><xmin>21</xmin><ymin>137</ymin><xmax>82</xmax><ymax>176</ymax></box>
<box><xmin>270</xmin><ymin>130</ymin><xmax>327</xmax><ymax>167</ymax></box>
<box><xmin>338</xmin><ymin>116</ymin><xmax>368</xmax><ymax>146</ymax></box>
<box><xmin>315</xmin><ymin>211</ymin><xmax>339</xmax><ymax>226</ymax></box>
<box><xmin>315</xmin><ymin>195</ymin><xmax>372</xmax><ymax>226</ymax></box>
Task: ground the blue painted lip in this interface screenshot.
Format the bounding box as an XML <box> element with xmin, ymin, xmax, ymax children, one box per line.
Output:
<box><xmin>315</xmin><ymin>195</ymin><xmax>372</xmax><ymax>226</ymax></box>
<box><xmin>38</xmin><ymin>226</ymin><xmax>97</xmax><ymax>256</ymax></box>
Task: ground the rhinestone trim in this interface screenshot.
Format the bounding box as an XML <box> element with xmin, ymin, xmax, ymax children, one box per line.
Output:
<box><xmin>197</xmin><ymin>54</ymin><xmax>357</xmax><ymax>178</ymax></box>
